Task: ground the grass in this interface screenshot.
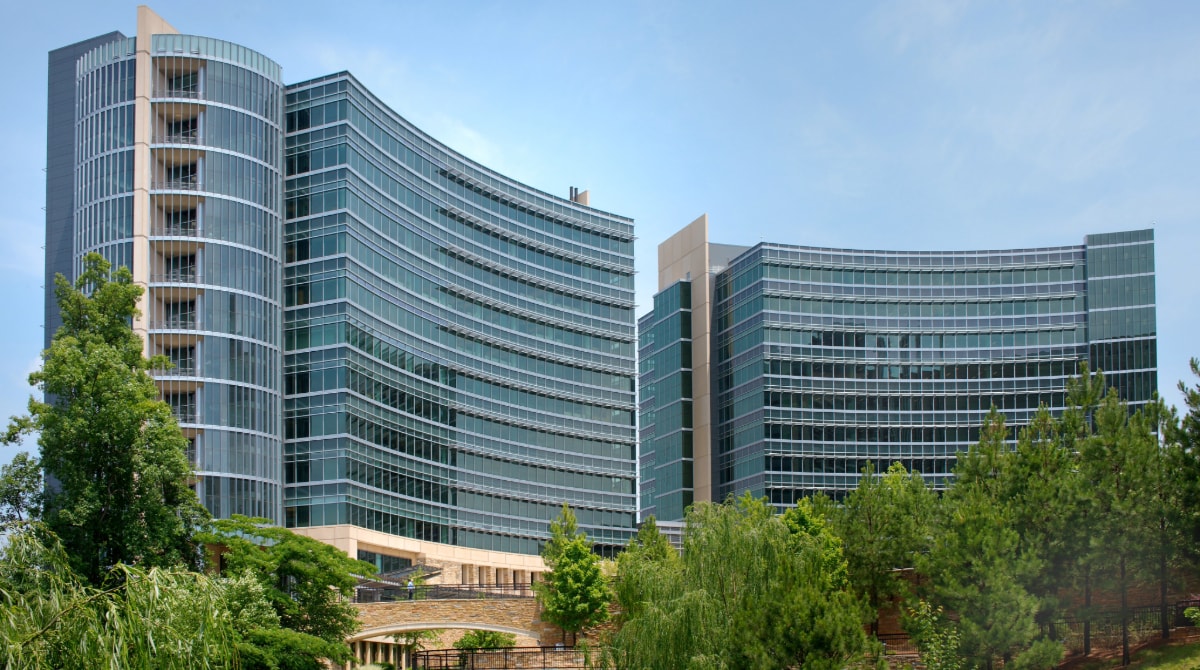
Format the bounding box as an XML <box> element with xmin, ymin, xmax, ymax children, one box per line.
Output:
<box><xmin>1069</xmin><ymin>641</ymin><xmax>1200</xmax><ymax>670</ymax></box>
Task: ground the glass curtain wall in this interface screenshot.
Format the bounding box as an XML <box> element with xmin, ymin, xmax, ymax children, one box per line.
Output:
<box><xmin>146</xmin><ymin>35</ymin><xmax>284</xmax><ymax>521</ymax></box>
<box><xmin>282</xmin><ymin>74</ymin><xmax>638</xmax><ymax>556</ymax></box>
<box><xmin>709</xmin><ymin>237</ymin><xmax>1154</xmax><ymax>505</ymax></box>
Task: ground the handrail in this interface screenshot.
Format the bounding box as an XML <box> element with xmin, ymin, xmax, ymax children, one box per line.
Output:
<box><xmin>355</xmin><ymin>583</ymin><xmax>535</xmax><ymax>603</ymax></box>
<box><xmin>413</xmin><ymin>646</ymin><xmax>583</xmax><ymax>670</ymax></box>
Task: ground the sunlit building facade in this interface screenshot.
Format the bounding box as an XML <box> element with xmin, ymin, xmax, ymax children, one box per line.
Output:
<box><xmin>640</xmin><ymin>216</ymin><xmax>1156</xmax><ymax>518</ymax></box>
<box><xmin>48</xmin><ymin>8</ymin><xmax>637</xmax><ymax>565</ymax></box>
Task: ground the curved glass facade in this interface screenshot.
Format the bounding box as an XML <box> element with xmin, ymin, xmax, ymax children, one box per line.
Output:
<box><xmin>74</xmin><ymin>38</ymin><xmax>136</xmax><ymax>272</ymax></box>
<box><xmin>73</xmin><ymin>30</ymin><xmax>284</xmax><ymax>521</ymax></box>
<box><xmin>642</xmin><ymin>227</ymin><xmax>1156</xmax><ymax>516</ymax></box>
<box><xmin>282</xmin><ymin>74</ymin><xmax>637</xmax><ymax>555</ymax></box>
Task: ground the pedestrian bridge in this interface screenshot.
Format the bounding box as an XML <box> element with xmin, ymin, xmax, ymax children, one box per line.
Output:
<box><xmin>350</xmin><ymin>598</ymin><xmax>559</xmax><ymax>667</ymax></box>
<box><xmin>352</xmin><ymin>598</ymin><xmax>550</xmax><ymax>642</ymax></box>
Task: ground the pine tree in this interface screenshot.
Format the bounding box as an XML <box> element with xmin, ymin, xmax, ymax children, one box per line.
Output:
<box><xmin>835</xmin><ymin>461</ymin><xmax>935</xmax><ymax>635</ymax></box>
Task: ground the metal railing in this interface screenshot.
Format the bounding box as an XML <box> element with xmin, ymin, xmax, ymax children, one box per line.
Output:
<box><xmin>156</xmin><ymin>88</ymin><xmax>202</xmax><ymax>100</ymax></box>
<box><xmin>154</xmin><ymin>364</ymin><xmax>196</xmax><ymax>377</ymax></box>
<box><xmin>154</xmin><ymin>179</ymin><xmax>201</xmax><ymax>191</ymax></box>
<box><xmin>152</xmin><ymin>317</ymin><xmax>200</xmax><ymax>330</ymax></box>
<box><xmin>152</xmin><ymin>224</ymin><xmax>200</xmax><ymax>237</ymax></box>
<box><xmin>157</xmin><ymin>131</ymin><xmax>200</xmax><ymax>145</ymax></box>
<box><xmin>150</xmin><ymin>271</ymin><xmax>201</xmax><ymax>284</ymax></box>
<box><xmin>1041</xmin><ymin>599</ymin><xmax>1200</xmax><ymax>657</ymax></box>
<box><xmin>356</xmin><ymin>583</ymin><xmax>535</xmax><ymax>603</ymax></box>
<box><xmin>413</xmin><ymin>647</ymin><xmax>584</xmax><ymax>670</ymax></box>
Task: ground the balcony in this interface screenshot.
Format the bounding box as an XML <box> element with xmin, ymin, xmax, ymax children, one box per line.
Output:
<box><xmin>152</xmin><ymin>223</ymin><xmax>200</xmax><ymax>238</ymax></box>
<box><xmin>156</xmin><ymin>87</ymin><xmax>202</xmax><ymax>100</ymax></box>
<box><xmin>152</xmin><ymin>316</ymin><xmax>200</xmax><ymax>331</ymax></box>
<box><xmin>151</xmin><ymin>271</ymin><xmax>201</xmax><ymax>284</ymax></box>
<box><xmin>156</xmin><ymin>129</ymin><xmax>201</xmax><ymax>145</ymax></box>
<box><xmin>154</xmin><ymin>178</ymin><xmax>201</xmax><ymax>191</ymax></box>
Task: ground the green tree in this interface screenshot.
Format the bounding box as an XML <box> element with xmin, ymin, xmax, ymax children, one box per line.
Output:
<box><xmin>542</xmin><ymin>502</ymin><xmax>581</xmax><ymax>568</ymax></box>
<box><xmin>1077</xmin><ymin>389</ymin><xmax>1159</xmax><ymax>666</ymax></box>
<box><xmin>454</xmin><ymin>629</ymin><xmax>517</xmax><ymax>649</ymax></box>
<box><xmin>604</xmin><ymin>494</ymin><xmax>866</xmax><ymax>670</ymax></box>
<box><xmin>923</xmin><ymin>411</ymin><xmax>1060</xmax><ymax>670</ymax></box>
<box><xmin>217</xmin><ymin>569</ymin><xmax>350</xmax><ymax>670</ymax></box>
<box><xmin>0</xmin><ymin>451</ymin><xmax>42</xmax><ymax>523</ymax></box>
<box><xmin>1004</xmin><ymin>408</ymin><xmax>1087</xmax><ymax>639</ymax></box>
<box><xmin>202</xmin><ymin>515</ymin><xmax>374</xmax><ymax>657</ymax></box>
<box><xmin>3</xmin><ymin>254</ymin><xmax>208</xmax><ymax>584</ymax></box>
<box><xmin>781</xmin><ymin>496</ymin><xmax>849</xmax><ymax>590</ymax></box>
<box><xmin>905</xmin><ymin>601</ymin><xmax>964</xmax><ymax>670</ymax></box>
<box><xmin>834</xmin><ymin>461</ymin><xmax>935</xmax><ymax>635</ymax></box>
<box><xmin>0</xmin><ymin>525</ymin><xmax>236</xmax><ymax>670</ymax></box>
<box><xmin>536</xmin><ymin>507</ymin><xmax>611</xmax><ymax>646</ymax></box>
<box><xmin>613</xmin><ymin>516</ymin><xmax>679</xmax><ymax>621</ymax></box>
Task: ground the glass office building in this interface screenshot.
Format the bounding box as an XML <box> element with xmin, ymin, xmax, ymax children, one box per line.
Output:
<box><xmin>282</xmin><ymin>74</ymin><xmax>637</xmax><ymax>555</ymax></box>
<box><xmin>64</xmin><ymin>11</ymin><xmax>285</xmax><ymax>521</ymax></box>
<box><xmin>641</xmin><ymin>218</ymin><xmax>1156</xmax><ymax>517</ymax></box>
<box><xmin>48</xmin><ymin>9</ymin><xmax>637</xmax><ymax>556</ymax></box>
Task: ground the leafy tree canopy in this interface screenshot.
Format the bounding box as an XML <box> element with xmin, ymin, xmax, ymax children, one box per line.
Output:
<box><xmin>0</xmin><ymin>452</ymin><xmax>41</xmax><ymax>524</ymax></box>
<box><xmin>454</xmin><ymin>629</ymin><xmax>517</xmax><ymax>649</ymax></box>
<box><xmin>536</xmin><ymin>507</ymin><xmax>611</xmax><ymax>645</ymax></box>
<box><xmin>3</xmin><ymin>254</ymin><xmax>207</xmax><ymax>584</ymax></box>
<box><xmin>201</xmin><ymin>515</ymin><xmax>375</xmax><ymax>648</ymax></box>
<box><xmin>0</xmin><ymin>525</ymin><xmax>235</xmax><ymax>670</ymax></box>
<box><xmin>604</xmin><ymin>494</ymin><xmax>866</xmax><ymax>670</ymax></box>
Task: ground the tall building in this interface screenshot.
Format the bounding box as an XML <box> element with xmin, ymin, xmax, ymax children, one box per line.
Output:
<box><xmin>640</xmin><ymin>216</ymin><xmax>1156</xmax><ymax>519</ymax></box>
<box><xmin>47</xmin><ymin>7</ymin><xmax>637</xmax><ymax>575</ymax></box>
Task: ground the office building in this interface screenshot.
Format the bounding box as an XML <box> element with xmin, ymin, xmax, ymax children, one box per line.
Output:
<box><xmin>639</xmin><ymin>215</ymin><xmax>1156</xmax><ymax>519</ymax></box>
<box><xmin>47</xmin><ymin>8</ymin><xmax>638</xmax><ymax>573</ymax></box>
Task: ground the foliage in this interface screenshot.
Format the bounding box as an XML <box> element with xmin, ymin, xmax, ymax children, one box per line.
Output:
<box><xmin>1169</xmin><ymin>360</ymin><xmax>1200</xmax><ymax>571</ymax></box>
<box><xmin>536</xmin><ymin>507</ymin><xmax>611</xmax><ymax>645</ymax></box>
<box><xmin>0</xmin><ymin>525</ymin><xmax>235</xmax><ymax>670</ymax></box>
<box><xmin>201</xmin><ymin>515</ymin><xmax>375</xmax><ymax>656</ymax></box>
<box><xmin>542</xmin><ymin>502</ymin><xmax>582</xmax><ymax>569</ymax></box>
<box><xmin>0</xmin><ymin>451</ymin><xmax>41</xmax><ymax>523</ymax></box>
<box><xmin>1003</xmin><ymin>407</ymin><xmax>1086</xmax><ymax>633</ymax></box>
<box><xmin>904</xmin><ymin>601</ymin><xmax>964</xmax><ymax>670</ymax></box>
<box><xmin>614</xmin><ymin>516</ymin><xmax>679</xmax><ymax>621</ymax></box>
<box><xmin>781</xmin><ymin>496</ymin><xmax>849</xmax><ymax>590</ymax></box>
<box><xmin>833</xmin><ymin>461</ymin><xmax>934</xmax><ymax>633</ymax></box>
<box><xmin>239</xmin><ymin>627</ymin><xmax>351</xmax><ymax>670</ymax></box>
<box><xmin>454</xmin><ymin>629</ymin><xmax>517</xmax><ymax>649</ymax></box>
<box><xmin>603</xmin><ymin>494</ymin><xmax>866</xmax><ymax>670</ymax></box>
<box><xmin>1075</xmin><ymin>376</ymin><xmax>1161</xmax><ymax>666</ymax></box>
<box><xmin>2</xmin><ymin>254</ymin><xmax>207</xmax><ymax>584</ymax></box>
<box><xmin>922</xmin><ymin>410</ymin><xmax>1060</xmax><ymax>670</ymax></box>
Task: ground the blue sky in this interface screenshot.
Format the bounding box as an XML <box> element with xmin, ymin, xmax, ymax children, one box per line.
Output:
<box><xmin>2</xmin><ymin>1</ymin><xmax>1198</xmax><ymax>467</ymax></box>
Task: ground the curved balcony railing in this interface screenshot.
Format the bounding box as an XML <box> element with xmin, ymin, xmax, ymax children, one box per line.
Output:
<box><xmin>154</xmin><ymin>363</ymin><xmax>197</xmax><ymax>377</ymax></box>
<box><xmin>153</xmin><ymin>179</ymin><xmax>201</xmax><ymax>191</ymax></box>
<box><xmin>151</xmin><ymin>224</ymin><xmax>201</xmax><ymax>237</ymax></box>
<box><xmin>154</xmin><ymin>87</ymin><xmax>202</xmax><ymax>100</ymax></box>
<box><xmin>150</xmin><ymin>271</ymin><xmax>202</xmax><ymax>284</ymax></box>
<box><xmin>155</xmin><ymin>131</ymin><xmax>201</xmax><ymax>145</ymax></box>
<box><xmin>150</xmin><ymin>317</ymin><xmax>201</xmax><ymax>331</ymax></box>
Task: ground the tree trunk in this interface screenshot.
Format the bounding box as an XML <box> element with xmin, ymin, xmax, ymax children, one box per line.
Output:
<box><xmin>1084</xmin><ymin>569</ymin><xmax>1092</xmax><ymax>656</ymax></box>
<box><xmin>1161</xmin><ymin>524</ymin><xmax>1170</xmax><ymax>640</ymax></box>
<box><xmin>1121</xmin><ymin>556</ymin><xmax>1130</xmax><ymax>667</ymax></box>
